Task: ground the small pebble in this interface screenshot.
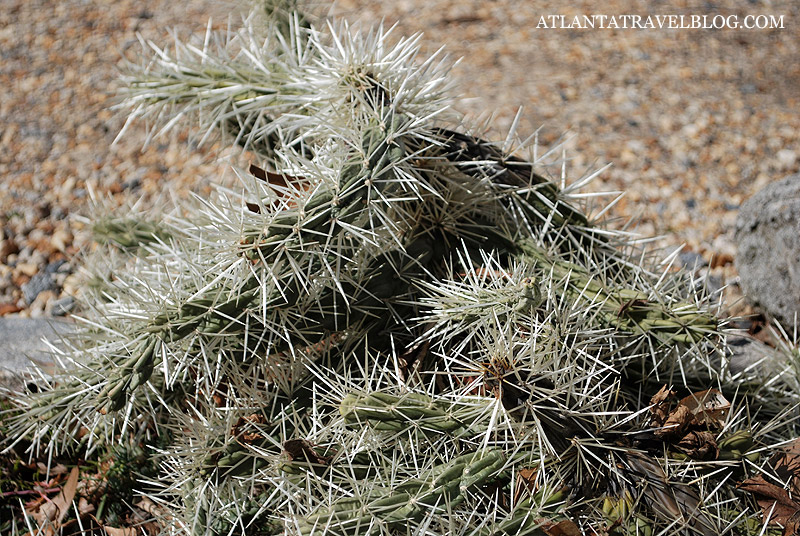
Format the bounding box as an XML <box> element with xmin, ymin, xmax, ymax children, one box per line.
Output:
<box><xmin>21</xmin><ymin>271</ymin><xmax>56</xmax><ymax>304</ymax></box>
<box><xmin>0</xmin><ymin>238</ymin><xmax>20</xmax><ymax>262</ymax></box>
<box><xmin>16</xmin><ymin>262</ymin><xmax>39</xmax><ymax>278</ymax></box>
<box><xmin>679</xmin><ymin>251</ymin><xmax>707</xmax><ymax>270</ymax></box>
<box><xmin>62</xmin><ymin>273</ymin><xmax>81</xmax><ymax>297</ymax></box>
<box><xmin>46</xmin><ymin>259</ymin><xmax>68</xmax><ymax>273</ymax></box>
<box><xmin>51</xmin><ymin>296</ymin><xmax>76</xmax><ymax>316</ymax></box>
<box><xmin>29</xmin><ymin>289</ymin><xmax>57</xmax><ymax>316</ymax></box>
<box><xmin>51</xmin><ymin>229</ymin><xmax>72</xmax><ymax>253</ymax></box>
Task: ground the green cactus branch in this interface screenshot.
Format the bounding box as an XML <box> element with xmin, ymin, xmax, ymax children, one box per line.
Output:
<box><xmin>298</xmin><ymin>449</ymin><xmax>506</xmax><ymax>536</ymax></box>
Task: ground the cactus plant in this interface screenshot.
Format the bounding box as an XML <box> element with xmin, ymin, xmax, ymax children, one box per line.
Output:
<box><xmin>3</xmin><ymin>1</ymin><xmax>800</xmax><ymax>535</ymax></box>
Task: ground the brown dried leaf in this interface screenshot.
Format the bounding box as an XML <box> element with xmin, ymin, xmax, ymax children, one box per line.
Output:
<box><xmin>23</xmin><ymin>493</ymin><xmax>47</xmax><ymax>514</ymax></box>
<box><xmin>231</xmin><ymin>414</ymin><xmax>267</xmax><ymax>444</ymax></box>
<box><xmin>33</xmin><ymin>505</ymin><xmax>58</xmax><ymax>533</ymax></box>
<box><xmin>32</xmin><ymin>466</ymin><xmax>79</xmax><ymax>529</ymax></box>
<box><xmin>625</xmin><ymin>452</ymin><xmax>717</xmax><ymax>535</ymax></box>
<box><xmin>676</xmin><ymin>430</ymin><xmax>719</xmax><ymax>460</ymax></box>
<box><xmin>77</xmin><ymin>497</ymin><xmax>95</xmax><ymax>516</ymax></box>
<box><xmin>135</xmin><ymin>497</ymin><xmax>169</xmax><ymax>519</ymax></box>
<box><xmin>773</xmin><ymin>439</ymin><xmax>800</xmax><ymax>495</ymax></box>
<box><xmin>540</xmin><ymin>519</ymin><xmax>584</xmax><ymax>536</ymax></box>
<box><xmin>52</xmin><ymin>464</ymin><xmax>69</xmax><ymax>475</ymax></box>
<box><xmin>783</xmin><ymin>510</ymin><xmax>800</xmax><ymax>536</ymax></box>
<box><xmin>397</xmin><ymin>340</ymin><xmax>430</xmax><ymax>381</ymax></box>
<box><xmin>739</xmin><ymin>474</ymin><xmax>800</xmax><ymax>530</ymax></box>
<box><xmin>656</xmin><ymin>405</ymin><xmax>694</xmax><ymax>438</ymax></box>
<box><xmin>36</xmin><ymin>462</ymin><xmax>68</xmax><ymax>475</ymax></box>
<box><xmin>53</xmin><ymin>466</ymin><xmax>79</xmax><ymax>525</ymax></box>
<box><xmin>283</xmin><ymin>439</ymin><xmax>333</xmax><ymax>466</ymax></box>
<box><xmin>617</xmin><ymin>298</ymin><xmax>649</xmax><ymax>318</ymax></box>
<box><xmin>248</xmin><ymin>164</ymin><xmax>309</xmax><ymax>211</ymax></box>
<box><xmin>677</xmin><ymin>389</ymin><xmax>730</xmax><ymax>427</ymax></box>
<box><xmin>739</xmin><ymin>439</ymin><xmax>800</xmax><ymax>534</ymax></box>
<box><xmin>249</xmin><ymin>164</ymin><xmax>268</xmax><ymax>182</ymax></box>
<box><xmin>129</xmin><ymin>510</ymin><xmax>164</xmax><ymax>536</ymax></box>
<box><xmin>104</xmin><ymin>527</ymin><xmax>138</xmax><ymax>536</ymax></box>
<box><xmin>249</xmin><ymin>164</ymin><xmax>306</xmax><ymax>191</ymax></box>
<box><xmin>650</xmin><ymin>385</ymin><xmax>675</xmax><ymax>426</ymax></box>
<box><xmin>654</xmin><ymin>388</ymin><xmax>731</xmax><ymax>438</ymax></box>
<box><xmin>241</xmin><ymin>431</ymin><xmax>264</xmax><ymax>443</ymax></box>
<box><xmin>265</xmin><ymin>170</ymin><xmax>290</xmax><ymax>189</ymax></box>
<box><xmin>513</xmin><ymin>467</ymin><xmax>538</xmax><ymax>503</ymax></box>
<box><xmin>787</xmin><ymin>511</ymin><xmax>800</xmax><ymax>536</ymax></box>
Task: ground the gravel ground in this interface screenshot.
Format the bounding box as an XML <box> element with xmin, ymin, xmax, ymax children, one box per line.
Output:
<box><xmin>1</xmin><ymin>0</ymin><xmax>798</xmax><ymax>318</ymax></box>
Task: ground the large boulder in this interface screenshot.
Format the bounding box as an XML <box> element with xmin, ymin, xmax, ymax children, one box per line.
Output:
<box><xmin>735</xmin><ymin>174</ymin><xmax>800</xmax><ymax>327</ymax></box>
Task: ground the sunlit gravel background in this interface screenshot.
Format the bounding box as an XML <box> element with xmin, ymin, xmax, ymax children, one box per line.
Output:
<box><xmin>1</xmin><ymin>0</ymin><xmax>798</xmax><ymax>317</ymax></box>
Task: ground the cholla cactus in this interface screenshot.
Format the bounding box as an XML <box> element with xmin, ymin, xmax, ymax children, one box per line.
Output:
<box><xmin>4</xmin><ymin>2</ymin><xmax>800</xmax><ymax>536</ymax></box>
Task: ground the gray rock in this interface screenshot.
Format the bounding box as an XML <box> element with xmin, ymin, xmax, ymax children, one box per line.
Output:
<box><xmin>45</xmin><ymin>259</ymin><xmax>67</xmax><ymax>273</ymax></box>
<box><xmin>21</xmin><ymin>271</ymin><xmax>56</xmax><ymax>304</ymax></box>
<box><xmin>735</xmin><ymin>174</ymin><xmax>800</xmax><ymax>327</ymax></box>
<box><xmin>678</xmin><ymin>251</ymin><xmax>707</xmax><ymax>269</ymax></box>
<box><xmin>727</xmin><ymin>336</ymin><xmax>780</xmax><ymax>376</ymax></box>
<box><xmin>0</xmin><ymin>317</ymin><xmax>75</xmax><ymax>388</ymax></box>
<box><xmin>51</xmin><ymin>296</ymin><xmax>75</xmax><ymax>316</ymax></box>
